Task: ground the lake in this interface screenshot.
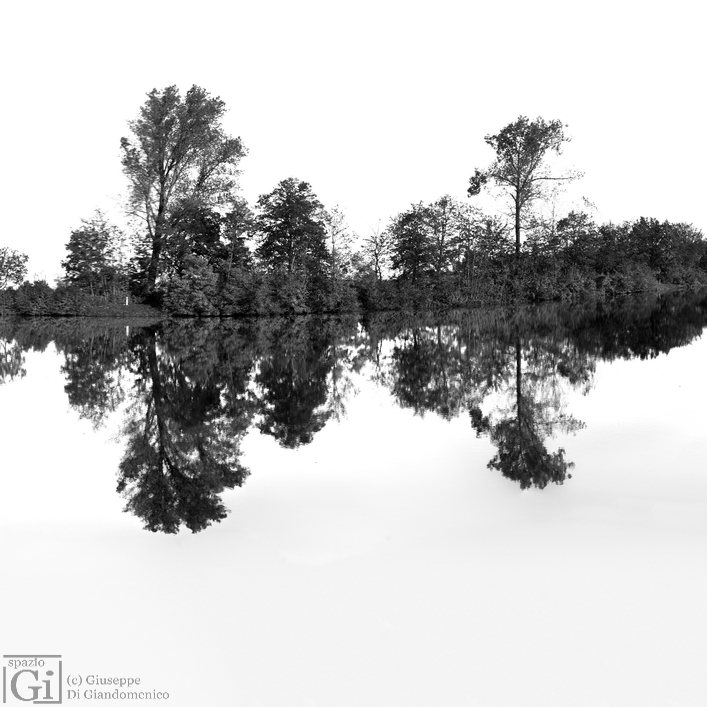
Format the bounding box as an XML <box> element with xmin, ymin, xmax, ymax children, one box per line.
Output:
<box><xmin>1</xmin><ymin>291</ymin><xmax>706</xmax><ymax>706</ymax></box>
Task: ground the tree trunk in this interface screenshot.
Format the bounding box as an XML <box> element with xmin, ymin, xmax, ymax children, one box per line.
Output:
<box><xmin>514</xmin><ymin>202</ymin><xmax>521</xmax><ymax>259</ymax></box>
<box><xmin>146</xmin><ymin>238</ymin><xmax>163</xmax><ymax>293</ymax></box>
<box><xmin>146</xmin><ymin>195</ymin><xmax>168</xmax><ymax>293</ymax></box>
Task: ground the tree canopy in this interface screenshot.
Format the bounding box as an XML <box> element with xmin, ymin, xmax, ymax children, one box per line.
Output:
<box><xmin>62</xmin><ymin>211</ymin><xmax>127</xmax><ymax>296</ymax></box>
<box><xmin>121</xmin><ymin>85</ymin><xmax>247</xmax><ymax>296</ymax></box>
<box><xmin>470</xmin><ymin>116</ymin><xmax>578</xmax><ymax>257</ymax></box>
<box><xmin>4</xmin><ymin>99</ymin><xmax>706</xmax><ymax>317</ymax></box>
<box><xmin>0</xmin><ymin>247</ymin><xmax>28</xmax><ymax>289</ymax></box>
<box><xmin>255</xmin><ymin>177</ymin><xmax>329</xmax><ymax>274</ymax></box>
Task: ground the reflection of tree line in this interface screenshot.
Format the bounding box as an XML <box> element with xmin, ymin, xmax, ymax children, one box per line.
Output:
<box><xmin>366</xmin><ymin>312</ymin><xmax>590</xmax><ymax>489</ymax></box>
<box><xmin>1</xmin><ymin>290</ymin><xmax>706</xmax><ymax>532</ymax></box>
<box><xmin>0</xmin><ymin>316</ymin><xmax>366</xmax><ymax>533</ymax></box>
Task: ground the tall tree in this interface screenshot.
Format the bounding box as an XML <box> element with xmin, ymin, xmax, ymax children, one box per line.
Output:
<box><xmin>221</xmin><ymin>198</ymin><xmax>254</xmax><ymax>281</ymax></box>
<box><xmin>121</xmin><ymin>85</ymin><xmax>247</xmax><ymax>295</ymax></box>
<box><xmin>0</xmin><ymin>247</ymin><xmax>28</xmax><ymax>289</ymax></box>
<box><xmin>255</xmin><ymin>177</ymin><xmax>329</xmax><ymax>276</ymax></box>
<box><xmin>469</xmin><ymin>116</ymin><xmax>578</xmax><ymax>258</ymax></box>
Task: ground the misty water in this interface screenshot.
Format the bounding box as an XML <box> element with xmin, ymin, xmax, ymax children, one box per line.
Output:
<box><xmin>2</xmin><ymin>292</ymin><xmax>707</xmax><ymax>706</ymax></box>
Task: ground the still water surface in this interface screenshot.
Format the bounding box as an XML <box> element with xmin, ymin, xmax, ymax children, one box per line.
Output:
<box><xmin>1</xmin><ymin>292</ymin><xmax>706</xmax><ymax>706</ymax></box>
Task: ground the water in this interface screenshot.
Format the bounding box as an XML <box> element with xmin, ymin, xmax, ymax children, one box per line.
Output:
<box><xmin>1</xmin><ymin>292</ymin><xmax>706</xmax><ymax>706</ymax></box>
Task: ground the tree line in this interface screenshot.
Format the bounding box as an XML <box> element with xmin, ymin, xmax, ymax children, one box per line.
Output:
<box><xmin>1</xmin><ymin>87</ymin><xmax>706</xmax><ymax>317</ymax></box>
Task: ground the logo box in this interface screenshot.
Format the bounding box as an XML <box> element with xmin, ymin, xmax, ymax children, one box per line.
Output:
<box><xmin>2</xmin><ymin>656</ymin><xmax>62</xmax><ymax>705</ymax></box>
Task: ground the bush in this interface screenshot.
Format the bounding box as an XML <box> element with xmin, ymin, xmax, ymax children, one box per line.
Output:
<box><xmin>163</xmin><ymin>256</ymin><xmax>219</xmax><ymax>316</ymax></box>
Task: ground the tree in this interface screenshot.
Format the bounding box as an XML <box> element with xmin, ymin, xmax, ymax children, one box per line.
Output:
<box><xmin>62</xmin><ymin>211</ymin><xmax>127</xmax><ymax>296</ymax></box>
<box><xmin>161</xmin><ymin>201</ymin><xmax>224</xmax><ymax>277</ymax></box>
<box><xmin>254</xmin><ymin>177</ymin><xmax>329</xmax><ymax>275</ymax></box>
<box><xmin>221</xmin><ymin>198</ymin><xmax>254</xmax><ymax>281</ymax></box>
<box><xmin>388</xmin><ymin>202</ymin><xmax>434</xmax><ymax>284</ymax></box>
<box><xmin>163</xmin><ymin>255</ymin><xmax>220</xmax><ymax>316</ymax></box>
<box><xmin>360</xmin><ymin>222</ymin><xmax>391</xmax><ymax>283</ymax></box>
<box><xmin>451</xmin><ymin>209</ymin><xmax>507</xmax><ymax>295</ymax></box>
<box><xmin>325</xmin><ymin>206</ymin><xmax>355</xmax><ymax>280</ymax></box>
<box><xmin>470</xmin><ymin>116</ymin><xmax>579</xmax><ymax>258</ymax></box>
<box><xmin>556</xmin><ymin>210</ymin><xmax>598</xmax><ymax>269</ymax></box>
<box><xmin>121</xmin><ymin>85</ymin><xmax>247</xmax><ymax>296</ymax></box>
<box><xmin>0</xmin><ymin>247</ymin><xmax>28</xmax><ymax>289</ymax></box>
<box><xmin>427</xmin><ymin>196</ymin><xmax>457</xmax><ymax>284</ymax></box>
<box><xmin>323</xmin><ymin>206</ymin><xmax>358</xmax><ymax>311</ymax></box>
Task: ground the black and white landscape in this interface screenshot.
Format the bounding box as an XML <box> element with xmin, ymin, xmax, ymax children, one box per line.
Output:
<box><xmin>1</xmin><ymin>1</ymin><xmax>706</xmax><ymax>705</ymax></box>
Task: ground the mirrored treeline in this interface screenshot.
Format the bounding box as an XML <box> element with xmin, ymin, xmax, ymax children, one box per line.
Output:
<box><xmin>2</xmin><ymin>290</ymin><xmax>706</xmax><ymax>533</ymax></box>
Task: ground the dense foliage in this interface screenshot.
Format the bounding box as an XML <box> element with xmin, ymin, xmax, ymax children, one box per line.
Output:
<box><xmin>2</xmin><ymin>101</ymin><xmax>706</xmax><ymax>317</ymax></box>
<box><xmin>121</xmin><ymin>85</ymin><xmax>247</xmax><ymax>298</ymax></box>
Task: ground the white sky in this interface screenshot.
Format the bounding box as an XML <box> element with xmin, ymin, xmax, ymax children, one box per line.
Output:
<box><xmin>1</xmin><ymin>0</ymin><xmax>705</xmax><ymax>282</ymax></box>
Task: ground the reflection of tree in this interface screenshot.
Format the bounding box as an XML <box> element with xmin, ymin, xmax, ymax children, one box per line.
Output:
<box><xmin>0</xmin><ymin>338</ymin><xmax>25</xmax><ymax>384</ymax></box>
<box><xmin>326</xmin><ymin>333</ymin><xmax>363</xmax><ymax>422</ymax></box>
<box><xmin>117</xmin><ymin>327</ymin><xmax>253</xmax><ymax>533</ymax></box>
<box><xmin>484</xmin><ymin>340</ymin><xmax>584</xmax><ymax>489</ymax></box>
<box><xmin>253</xmin><ymin>316</ymin><xmax>364</xmax><ymax>447</ymax></box>
<box><xmin>390</xmin><ymin>326</ymin><xmax>465</xmax><ymax>419</ymax></box>
<box><xmin>61</xmin><ymin>332</ymin><xmax>129</xmax><ymax>428</ymax></box>
<box><xmin>255</xmin><ymin>320</ymin><xmax>330</xmax><ymax>447</ymax></box>
<box><xmin>376</xmin><ymin>311</ymin><xmax>591</xmax><ymax>489</ymax></box>
<box><xmin>569</xmin><ymin>291</ymin><xmax>707</xmax><ymax>361</ymax></box>
<box><xmin>367</xmin><ymin>311</ymin><xmax>518</xmax><ymax>419</ymax></box>
<box><xmin>4</xmin><ymin>289</ymin><xmax>705</xmax><ymax>526</ymax></box>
